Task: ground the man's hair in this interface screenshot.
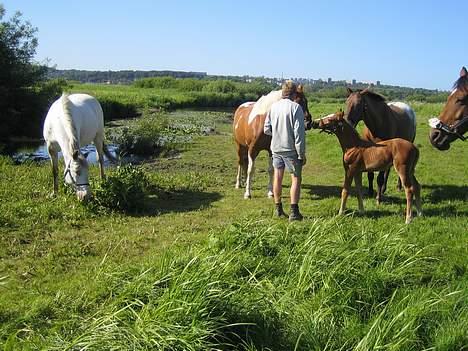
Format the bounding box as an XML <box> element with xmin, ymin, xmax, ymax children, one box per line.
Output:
<box><xmin>282</xmin><ymin>80</ymin><xmax>297</xmax><ymax>99</ymax></box>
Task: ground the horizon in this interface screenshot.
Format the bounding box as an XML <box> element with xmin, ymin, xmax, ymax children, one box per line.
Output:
<box><xmin>49</xmin><ymin>67</ymin><xmax>448</xmax><ymax>92</ymax></box>
<box><xmin>3</xmin><ymin>0</ymin><xmax>467</xmax><ymax>91</ymax></box>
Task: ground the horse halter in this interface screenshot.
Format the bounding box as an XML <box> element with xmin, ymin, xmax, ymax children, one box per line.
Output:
<box><xmin>64</xmin><ymin>159</ymin><xmax>90</xmax><ymax>187</ymax></box>
<box><xmin>429</xmin><ymin>115</ymin><xmax>468</xmax><ymax>142</ymax></box>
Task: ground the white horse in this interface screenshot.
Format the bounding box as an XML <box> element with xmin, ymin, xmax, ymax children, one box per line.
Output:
<box><xmin>43</xmin><ymin>93</ymin><xmax>115</xmax><ymax>200</ymax></box>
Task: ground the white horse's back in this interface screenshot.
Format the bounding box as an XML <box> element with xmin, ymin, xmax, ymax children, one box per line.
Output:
<box><xmin>43</xmin><ymin>94</ymin><xmax>104</xmax><ymax>148</ymax></box>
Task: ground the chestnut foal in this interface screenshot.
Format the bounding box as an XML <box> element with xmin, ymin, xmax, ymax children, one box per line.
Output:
<box><xmin>313</xmin><ymin>111</ymin><xmax>422</xmax><ymax>224</ymax></box>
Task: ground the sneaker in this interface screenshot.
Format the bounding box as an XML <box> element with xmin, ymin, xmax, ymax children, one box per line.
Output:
<box><xmin>289</xmin><ymin>211</ymin><xmax>303</xmax><ymax>222</ymax></box>
<box><xmin>274</xmin><ymin>204</ymin><xmax>288</xmax><ymax>218</ymax></box>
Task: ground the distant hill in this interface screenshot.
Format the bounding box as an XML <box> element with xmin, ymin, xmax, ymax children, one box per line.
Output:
<box><xmin>47</xmin><ymin>68</ymin><xmax>449</xmax><ymax>103</ymax></box>
<box><xmin>47</xmin><ymin>68</ymin><xmax>208</xmax><ymax>84</ymax></box>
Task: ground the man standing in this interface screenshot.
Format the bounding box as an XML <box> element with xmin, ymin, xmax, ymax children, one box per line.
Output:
<box><xmin>264</xmin><ymin>80</ymin><xmax>306</xmax><ymax>221</ymax></box>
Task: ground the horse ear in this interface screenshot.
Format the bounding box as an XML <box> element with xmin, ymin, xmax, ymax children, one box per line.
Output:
<box><xmin>346</xmin><ymin>87</ymin><xmax>353</xmax><ymax>96</ymax></box>
<box><xmin>460</xmin><ymin>67</ymin><xmax>467</xmax><ymax>78</ymax></box>
<box><xmin>72</xmin><ymin>150</ymin><xmax>79</xmax><ymax>160</ymax></box>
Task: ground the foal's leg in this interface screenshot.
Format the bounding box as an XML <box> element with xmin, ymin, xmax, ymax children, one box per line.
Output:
<box><xmin>267</xmin><ymin>152</ymin><xmax>274</xmax><ymax>198</ymax></box>
<box><xmin>339</xmin><ymin>171</ymin><xmax>353</xmax><ymax>215</ymax></box>
<box><xmin>244</xmin><ymin>148</ymin><xmax>257</xmax><ymax>199</ymax></box>
<box><xmin>367</xmin><ymin>172</ymin><xmax>374</xmax><ymax>197</ymax></box>
<box><xmin>354</xmin><ymin>172</ymin><xmax>364</xmax><ymax>213</ymax></box>
<box><xmin>397</xmin><ymin>166</ymin><xmax>414</xmax><ymax>224</ymax></box>
<box><xmin>412</xmin><ymin>175</ymin><xmax>422</xmax><ymax>217</ymax></box>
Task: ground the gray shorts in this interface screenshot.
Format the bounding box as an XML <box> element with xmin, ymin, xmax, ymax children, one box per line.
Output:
<box><xmin>272</xmin><ymin>153</ymin><xmax>302</xmax><ymax>177</ymax></box>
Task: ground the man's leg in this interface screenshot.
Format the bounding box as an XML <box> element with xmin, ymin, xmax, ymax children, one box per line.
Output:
<box><xmin>273</xmin><ymin>166</ymin><xmax>287</xmax><ymax>217</ymax></box>
<box><xmin>290</xmin><ymin>173</ymin><xmax>301</xmax><ymax>205</ymax></box>
<box><xmin>289</xmin><ymin>159</ymin><xmax>303</xmax><ymax>221</ymax></box>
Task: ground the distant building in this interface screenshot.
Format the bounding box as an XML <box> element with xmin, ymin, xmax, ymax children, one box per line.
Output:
<box><xmin>327</xmin><ymin>77</ymin><xmax>332</xmax><ymax>84</ymax></box>
<box><xmin>376</xmin><ymin>80</ymin><xmax>381</xmax><ymax>86</ymax></box>
<box><xmin>352</xmin><ymin>79</ymin><xmax>356</xmax><ymax>85</ymax></box>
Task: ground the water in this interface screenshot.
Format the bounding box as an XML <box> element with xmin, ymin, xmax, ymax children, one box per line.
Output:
<box><xmin>7</xmin><ymin>142</ymin><xmax>144</xmax><ymax>165</ymax></box>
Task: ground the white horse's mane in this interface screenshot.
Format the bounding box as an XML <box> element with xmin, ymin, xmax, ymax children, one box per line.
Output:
<box><xmin>248</xmin><ymin>90</ymin><xmax>282</xmax><ymax>124</ymax></box>
<box><xmin>61</xmin><ymin>93</ymin><xmax>79</xmax><ymax>152</ymax></box>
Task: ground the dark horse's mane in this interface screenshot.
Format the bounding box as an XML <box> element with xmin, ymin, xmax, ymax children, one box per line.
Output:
<box><xmin>360</xmin><ymin>90</ymin><xmax>387</xmax><ymax>102</ymax></box>
<box><xmin>453</xmin><ymin>75</ymin><xmax>468</xmax><ymax>92</ymax></box>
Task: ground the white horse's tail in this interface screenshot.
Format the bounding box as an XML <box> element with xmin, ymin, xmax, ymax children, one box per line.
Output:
<box><xmin>103</xmin><ymin>142</ymin><xmax>118</xmax><ymax>163</ymax></box>
<box><xmin>61</xmin><ymin>93</ymin><xmax>79</xmax><ymax>153</ymax></box>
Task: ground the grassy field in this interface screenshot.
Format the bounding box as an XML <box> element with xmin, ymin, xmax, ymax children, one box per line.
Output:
<box><xmin>0</xmin><ymin>102</ymin><xmax>467</xmax><ymax>350</ymax></box>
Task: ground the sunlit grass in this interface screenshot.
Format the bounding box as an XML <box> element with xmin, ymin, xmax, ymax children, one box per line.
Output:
<box><xmin>0</xmin><ymin>105</ymin><xmax>466</xmax><ymax>350</ymax></box>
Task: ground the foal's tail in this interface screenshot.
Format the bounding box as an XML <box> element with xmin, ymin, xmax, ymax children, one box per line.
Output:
<box><xmin>410</xmin><ymin>146</ymin><xmax>420</xmax><ymax>178</ymax></box>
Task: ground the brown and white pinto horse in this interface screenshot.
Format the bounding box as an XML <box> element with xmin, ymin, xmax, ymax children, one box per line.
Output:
<box><xmin>344</xmin><ymin>88</ymin><xmax>416</xmax><ymax>203</ymax></box>
<box><xmin>429</xmin><ymin>66</ymin><xmax>468</xmax><ymax>150</ymax></box>
<box><xmin>233</xmin><ymin>86</ymin><xmax>312</xmax><ymax>199</ymax></box>
<box><xmin>312</xmin><ymin>111</ymin><xmax>422</xmax><ymax>224</ymax></box>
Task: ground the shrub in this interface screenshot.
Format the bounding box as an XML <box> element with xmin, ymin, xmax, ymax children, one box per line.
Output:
<box><xmin>92</xmin><ymin>165</ymin><xmax>149</xmax><ymax>213</ymax></box>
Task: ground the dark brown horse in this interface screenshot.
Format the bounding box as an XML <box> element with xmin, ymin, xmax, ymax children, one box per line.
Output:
<box><xmin>429</xmin><ymin>66</ymin><xmax>468</xmax><ymax>150</ymax></box>
<box><xmin>233</xmin><ymin>85</ymin><xmax>312</xmax><ymax>198</ymax></box>
<box><xmin>344</xmin><ymin>88</ymin><xmax>416</xmax><ymax>202</ymax></box>
<box><xmin>312</xmin><ymin>111</ymin><xmax>422</xmax><ymax>224</ymax></box>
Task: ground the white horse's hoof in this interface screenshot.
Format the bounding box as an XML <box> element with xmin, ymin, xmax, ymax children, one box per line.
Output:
<box><xmin>405</xmin><ymin>217</ymin><xmax>412</xmax><ymax>224</ymax></box>
<box><xmin>267</xmin><ymin>191</ymin><xmax>274</xmax><ymax>198</ymax></box>
<box><xmin>244</xmin><ymin>193</ymin><xmax>251</xmax><ymax>199</ymax></box>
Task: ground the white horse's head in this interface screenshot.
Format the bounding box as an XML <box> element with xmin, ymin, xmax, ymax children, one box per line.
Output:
<box><xmin>64</xmin><ymin>150</ymin><xmax>91</xmax><ymax>201</ymax></box>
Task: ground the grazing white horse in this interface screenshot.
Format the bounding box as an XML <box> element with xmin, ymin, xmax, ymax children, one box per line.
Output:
<box><xmin>43</xmin><ymin>93</ymin><xmax>114</xmax><ymax>200</ymax></box>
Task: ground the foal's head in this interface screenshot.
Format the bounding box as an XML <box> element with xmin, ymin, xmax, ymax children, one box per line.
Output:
<box><xmin>64</xmin><ymin>150</ymin><xmax>91</xmax><ymax>201</ymax></box>
<box><xmin>293</xmin><ymin>84</ymin><xmax>313</xmax><ymax>130</ymax></box>
<box><xmin>429</xmin><ymin>67</ymin><xmax>468</xmax><ymax>150</ymax></box>
<box><xmin>312</xmin><ymin>111</ymin><xmax>347</xmax><ymax>133</ymax></box>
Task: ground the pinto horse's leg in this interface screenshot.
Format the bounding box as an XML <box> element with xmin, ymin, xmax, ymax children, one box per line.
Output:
<box><xmin>235</xmin><ymin>143</ymin><xmax>246</xmax><ymax>189</ymax></box>
<box><xmin>339</xmin><ymin>170</ymin><xmax>353</xmax><ymax>215</ymax></box>
<box><xmin>354</xmin><ymin>172</ymin><xmax>364</xmax><ymax>213</ymax></box>
<box><xmin>267</xmin><ymin>152</ymin><xmax>274</xmax><ymax>198</ymax></box>
<box><xmin>367</xmin><ymin>172</ymin><xmax>374</xmax><ymax>197</ymax></box>
<box><xmin>244</xmin><ymin>149</ymin><xmax>258</xmax><ymax>199</ymax></box>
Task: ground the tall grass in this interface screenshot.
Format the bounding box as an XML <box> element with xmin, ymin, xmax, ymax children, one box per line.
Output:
<box><xmin>9</xmin><ymin>219</ymin><xmax>463</xmax><ymax>350</ymax></box>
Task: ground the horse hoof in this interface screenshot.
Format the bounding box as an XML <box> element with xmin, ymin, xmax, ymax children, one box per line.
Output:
<box><xmin>267</xmin><ymin>191</ymin><xmax>274</xmax><ymax>198</ymax></box>
<box><xmin>244</xmin><ymin>194</ymin><xmax>251</xmax><ymax>199</ymax></box>
<box><xmin>405</xmin><ymin>218</ymin><xmax>412</xmax><ymax>224</ymax></box>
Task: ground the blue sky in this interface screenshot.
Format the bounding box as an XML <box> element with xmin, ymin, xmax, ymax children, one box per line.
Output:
<box><xmin>3</xmin><ymin>0</ymin><xmax>467</xmax><ymax>90</ymax></box>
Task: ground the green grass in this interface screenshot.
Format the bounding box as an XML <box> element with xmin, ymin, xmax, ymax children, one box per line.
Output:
<box><xmin>0</xmin><ymin>104</ymin><xmax>467</xmax><ymax>350</ymax></box>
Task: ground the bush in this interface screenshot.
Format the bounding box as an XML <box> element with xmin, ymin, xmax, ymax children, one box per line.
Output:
<box><xmin>92</xmin><ymin>165</ymin><xmax>149</xmax><ymax>213</ymax></box>
<box><xmin>108</xmin><ymin>113</ymin><xmax>176</xmax><ymax>156</ymax></box>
